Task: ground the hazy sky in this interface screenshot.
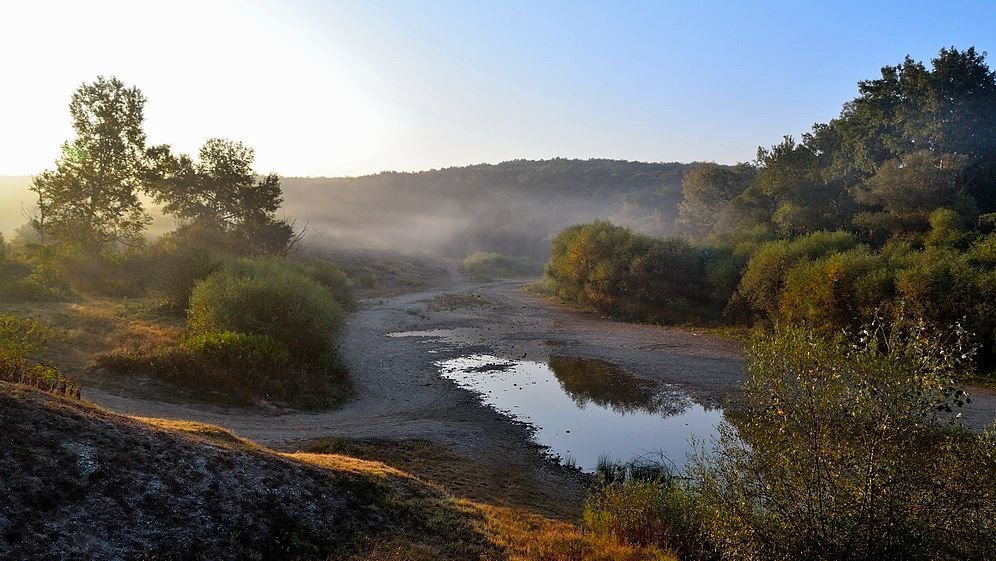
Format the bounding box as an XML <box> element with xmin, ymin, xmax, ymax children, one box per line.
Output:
<box><xmin>1</xmin><ymin>0</ymin><xmax>994</xmax><ymax>177</ymax></box>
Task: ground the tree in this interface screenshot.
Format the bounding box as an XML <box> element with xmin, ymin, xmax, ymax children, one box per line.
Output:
<box><xmin>30</xmin><ymin>76</ymin><xmax>151</xmax><ymax>252</ymax></box>
<box><xmin>677</xmin><ymin>162</ymin><xmax>755</xmax><ymax>238</ymax></box>
<box><xmin>696</xmin><ymin>320</ymin><xmax>995</xmax><ymax>561</ymax></box>
<box><xmin>148</xmin><ymin>139</ymin><xmax>296</xmax><ymax>254</ymax></box>
<box><xmin>852</xmin><ymin>150</ymin><xmax>973</xmax><ymax>242</ymax></box>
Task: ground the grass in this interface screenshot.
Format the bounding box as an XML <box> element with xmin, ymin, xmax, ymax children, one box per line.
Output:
<box><xmin>476</xmin><ymin>503</ymin><xmax>676</xmax><ymax>561</ymax></box>
<box><xmin>0</xmin><ymin>297</ymin><xmax>183</xmax><ymax>381</ymax></box>
<box><xmin>2</xmin><ymin>382</ymin><xmax>673</xmax><ymax>561</ymax></box>
<box><xmin>296</xmin><ymin>437</ymin><xmax>585</xmax><ymax>521</ymax></box>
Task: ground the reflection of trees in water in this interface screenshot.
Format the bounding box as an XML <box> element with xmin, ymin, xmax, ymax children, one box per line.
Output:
<box><xmin>548</xmin><ymin>356</ymin><xmax>690</xmax><ymax>416</ymax></box>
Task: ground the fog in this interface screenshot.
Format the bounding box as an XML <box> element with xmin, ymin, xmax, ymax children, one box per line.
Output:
<box><xmin>281</xmin><ymin>159</ymin><xmax>691</xmax><ymax>261</ymax></box>
<box><xmin>0</xmin><ymin>159</ymin><xmax>692</xmax><ymax>260</ymax></box>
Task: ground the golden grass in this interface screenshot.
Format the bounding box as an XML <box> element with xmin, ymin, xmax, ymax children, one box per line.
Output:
<box><xmin>132</xmin><ymin>416</ymin><xmax>255</xmax><ymax>448</ymax></box>
<box><xmin>286</xmin><ymin>452</ymin><xmax>413</xmax><ymax>480</ymax></box>
<box><xmin>295</xmin><ymin>437</ymin><xmax>583</xmax><ymax>521</ymax></box>
<box><xmin>471</xmin><ymin>503</ymin><xmax>676</xmax><ymax>561</ymax></box>
<box><xmin>0</xmin><ymin>297</ymin><xmax>183</xmax><ymax>377</ymax></box>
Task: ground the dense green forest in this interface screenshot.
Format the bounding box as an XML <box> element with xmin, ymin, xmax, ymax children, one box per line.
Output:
<box><xmin>547</xmin><ymin>47</ymin><xmax>996</xmax><ymax>369</ymax></box>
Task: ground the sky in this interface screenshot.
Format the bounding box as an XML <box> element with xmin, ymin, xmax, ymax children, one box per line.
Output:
<box><xmin>1</xmin><ymin>0</ymin><xmax>994</xmax><ymax>178</ymax></box>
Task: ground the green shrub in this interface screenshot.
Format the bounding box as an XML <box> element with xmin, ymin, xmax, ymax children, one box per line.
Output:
<box><xmin>778</xmin><ymin>247</ymin><xmax>895</xmax><ymax>329</ymax></box>
<box><xmin>289</xmin><ymin>259</ymin><xmax>355</xmax><ymax>311</ymax></box>
<box><xmin>460</xmin><ymin>252</ymin><xmax>542</xmax><ymax>280</ymax></box>
<box><xmin>181</xmin><ymin>331</ymin><xmax>291</xmax><ymax>383</ymax></box>
<box><xmin>694</xmin><ymin>319</ymin><xmax>996</xmax><ymax>561</ymax></box>
<box><xmin>545</xmin><ymin>222</ymin><xmax>733</xmax><ymax>323</ymax></box>
<box><xmin>98</xmin><ymin>330</ymin><xmax>349</xmax><ymax>408</ymax></box>
<box><xmin>0</xmin><ymin>260</ymin><xmax>61</xmax><ymax>302</ymax></box>
<box><xmin>146</xmin><ymin>239</ymin><xmax>221</xmax><ymax>312</ymax></box>
<box><xmin>0</xmin><ymin>315</ymin><xmax>78</xmax><ymax>397</ymax></box>
<box><xmin>733</xmin><ymin>230</ymin><xmax>859</xmax><ymax>321</ymax></box>
<box><xmin>187</xmin><ymin>259</ymin><xmax>346</xmax><ymax>367</ymax></box>
<box><xmin>584</xmin><ymin>461</ymin><xmax>716</xmax><ymax>560</ymax></box>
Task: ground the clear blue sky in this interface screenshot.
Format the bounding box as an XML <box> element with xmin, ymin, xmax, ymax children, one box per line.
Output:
<box><xmin>1</xmin><ymin>0</ymin><xmax>994</xmax><ymax>177</ymax></box>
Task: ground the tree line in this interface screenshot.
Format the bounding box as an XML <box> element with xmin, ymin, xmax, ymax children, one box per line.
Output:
<box><xmin>547</xmin><ymin>47</ymin><xmax>996</xmax><ymax>370</ymax></box>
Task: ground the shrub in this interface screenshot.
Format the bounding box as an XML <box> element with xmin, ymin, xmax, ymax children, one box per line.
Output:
<box><xmin>187</xmin><ymin>259</ymin><xmax>346</xmax><ymax>367</ymax></box>
<box><xmin>584</xmin><ymin>460</ymin><xmax>716</xmax><ymax>560</ymax></box>
<box><xmin>180</xmin><ymin>331</ymin><xmax>291</xmax><ymax>384</ymax></box>
<box><xmin>146</xmin><ymin>238</ymin><xmax>221</xmax><ymax>312</ymax></box>
<box><xmin>289</xmin><ymin>259</ymin><xmax>355</xmax><ymax>311</ymax></box>
<box><xmin>98</xmin><ymin>331</ymin><xmax>349</xmax><ymax>408</ymax></box>
<box><xmin>460</xmin><ymin>252</ymin><xmax>542</xmax><ymax>280</ymax></box>
<box><xmin>694</xmin><ymin>319</ymin><xmax>996</xmax><ymax>561</ymax></box>
<box><xmin>545</xmin><ymin>222</ymin><xmax>733</xmax><ymax>323</ymax></box>
<box><xmin>0</xmin><ymin>315</ymin><xmax>78</xmax><ymax>397</ymax></box>
<box><xmin>0</xmin><ymin>259</ymin><xmax>61</xmax><ymax>302</ymax></box>
<box><xmin>733</xmin><ymin>230</ymin><xmax>859</xmax><ymax>321</ymax></box>
<box><xmin>778</xmin><ymin>247</ymin><xmax>895</xmax><ymax>330</ymax></box>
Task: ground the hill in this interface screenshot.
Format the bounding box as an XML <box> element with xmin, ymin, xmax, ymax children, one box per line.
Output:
<box><xmin>2</xmin><ymin>159</ymin><xmax>698</xmax><ymax>259</ymax></box>
<box><xmin>0</xmin><ymin>383</ymin><xmax>669</xmax><ymax>561</ymax></box>
<box><xmin>281</xmin><ymin>159</ymin><xmax>696</xmax><ymax>259</ymax></box>
<box><xmin>0</xmin><ymin>383</ymin><xmax>502</xmax><ymax>560</ymax></box>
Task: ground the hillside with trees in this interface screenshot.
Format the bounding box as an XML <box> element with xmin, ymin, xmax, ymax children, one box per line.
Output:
<box><xmin>280</xmin><ymin>159</ymin><xmax>696</xmax><ymax>260</ymax></box>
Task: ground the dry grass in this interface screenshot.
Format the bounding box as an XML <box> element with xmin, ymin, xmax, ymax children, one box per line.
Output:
<box><xmin>296</xmin><ymin>437</ymin><xmax>585</xmax><ymax>521</ymax></box>
<box><xmin>132</xmin><ymin>416</ymin><xmax>257</xmax><ymax>449</ymax></box>
<box><xmin>0</xmin><ymin>297</ymin><xmax>182</xmax><ymax>378</ymax></box>
<box><xmin>472</xmin><ymin>503</ymin><xmax>676</xmax><ymax>561</ymax></box>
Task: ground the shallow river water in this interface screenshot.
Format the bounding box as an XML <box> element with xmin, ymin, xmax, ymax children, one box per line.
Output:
<box><xmin>435</xmin><ymin>353</ymin><xmax>723</xmax><ymax>472</ymax></box>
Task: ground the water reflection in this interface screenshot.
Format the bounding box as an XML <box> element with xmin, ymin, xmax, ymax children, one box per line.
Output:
<box><xmin>437</xmin><ymin>354</ymin><xmax>723</xmax><ymax>472</ymax></box>
<box><xmin>548</xmin><ymin>356</ymin><xmax>691</xmax><ymax>416</ymax></box>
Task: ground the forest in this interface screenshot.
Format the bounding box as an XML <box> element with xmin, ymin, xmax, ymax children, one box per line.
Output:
<box><xmin>546</xmin><ymin>47</ymin><xmax>996</xmax><ymax>371</ymax></box>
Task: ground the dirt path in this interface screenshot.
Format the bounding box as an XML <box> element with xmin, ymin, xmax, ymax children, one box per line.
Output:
<box><xmin>82</xmin><ymin>279</ymin><xmax>996</xmax><ymax>513</ymax></box>
<box><xmin>85</xmin><ymin>280</ymin><xmax>745</xmax><ymax>446</ymax></box>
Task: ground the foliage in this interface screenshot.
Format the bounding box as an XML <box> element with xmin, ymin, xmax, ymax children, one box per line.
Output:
<box><xmin>0</xmin><ymin>315</ymin><xmax>78</xmax><ymax>397</ymax></box>
<box><xmin>545</xmin><ymin>222</ymin><xmax>734</xmax><ymax>323</ymax></box>
<box><xmin>461</xmin><ymin>252</ymin><xmax>543</xmax><ymax>280</ymax></box>
<box><xmin>693</xmin><ymin>320</ymin><xmax>996</xmax><ymax>561</ymax></box>
<box><xmin>730</xmin><ymin>230</ymin><xmax>859</xmax><ymax>321</ymax></box>
<box><xmin>30</xmin><ymin>76</ymin><xmax>152</xmax><ymax>252</ymax></box>
<box><xmin>97</xmin><ymin>329</ymin><xmax>348</xmax><ymax>408</ymax></box>
<box><xmin>187</xmin><ymin>258</ymin><xmax>346</xmax><ymax>367</ymax></box>
<box><xmin>677</xmin><ymin>163</ymin><xmax>755</xmax><ymax>238</ymax></box>
<box><xmin>147</xmin><ymin>138</ymin><xmax>298</xmax><ymax>255</ymax></box>
<box><xmin>288</xmin><ymin>258</ymin><xmax>356</xmax><ymax>311</ymax></box>
<box><xmin>584</xmin><ymin>461</ymin><xmax>716</xmax><ymax>561</ymax></box>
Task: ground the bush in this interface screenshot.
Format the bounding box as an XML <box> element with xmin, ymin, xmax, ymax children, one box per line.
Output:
<box><xmin>0</xmin><ymin>315</ymin><xmax>78</xmax><ymax>397</ymax></box>
<box><xmin>545</xmin><ymin>221</ymin><xmax>733</xmax><ymax>323</ymax></box>
<box><xmin>460</xmin><ymin>252</ymin><xmax>543</xmax><ymax>280</ymax></box>
<box><xmin>778</xmin><ymin>247</ymin><xmax>895</xmax><ymax>330</ymax></box>
<box><xmin>584</xmin><ymin>460</ymin><xmax>716</xmax><ymax>560</ymax></box>
<box><xmin>98</xmin><ymin>330</ymin><xmax>349</xmax><ymax>408</ymax></box>
<box><xmin>145</xmin><ymin>237</ymin><xmax>221</xmax><ymax>312</ymax></box>
<box><xmin>289</xmin><ymin>259</ymin><xmax>355</xmax><ymax>311</ymax></box>
<box><xmin>733</xmin><ymin>230</ymin><xmax>859</xmax><ymax>321</ymax></box>
<box><xmin>0</xmin><ymin>259</ymin><xmax>61</xmax><ymax>302</ymax></box>
<box><xmin>187</xmin><ymin>259</ymin><xmax>346</xmax><ymax>367</ymax></box>
<box><xmin>694</xmin><ymin>319</ymin><xmax>996</xmax><ymax>561</ymax></box>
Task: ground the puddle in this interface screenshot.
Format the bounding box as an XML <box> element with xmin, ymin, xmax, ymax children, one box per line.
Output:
<box><xmin>437</xmin><ymin>354</ymin><xmax>723</xmax><ymax>472</ymax></box>
<box><xmin>386</xmin><ymin>328</ymin><xmax>481</xmax><ymax>345</ymax></box>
